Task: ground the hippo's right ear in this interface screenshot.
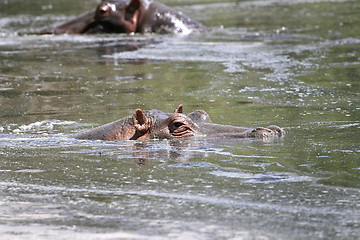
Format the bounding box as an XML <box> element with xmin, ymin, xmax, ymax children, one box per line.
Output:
<box><xmin>174</xmin><ymin>104</ymin><xmax>183</xmax><ymax>114</ymax></box>
<box><xmin>133</xmin><ymin>109</ymin><xmax>150</xmax><ymax>133</ymax></box>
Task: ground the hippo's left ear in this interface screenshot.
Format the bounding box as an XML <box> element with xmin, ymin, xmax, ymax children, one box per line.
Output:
<box><xmin>126</xmin><ymin>0</ymin><xmax>141</xmax><ymax>15</ymax></box>
<box><xmin>174</xmin><ymin>104</ymin><xmax>183</xmax><ymax>114</ymax></box>
<box><xmin>133</xmin><ymin>109</ymin><xmax>150</xmax><ymax>133</ymax></box>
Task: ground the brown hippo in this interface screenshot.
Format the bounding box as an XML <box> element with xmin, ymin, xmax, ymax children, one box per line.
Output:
<box><xmin>74</xmin><ymin>105</ymin><xmax>285</xmax><ymax>140</ymax></box>
<box><xmin>40</xmin><ymin>0</ymin><xmax>207</xmax><ymax>34</ymax></box>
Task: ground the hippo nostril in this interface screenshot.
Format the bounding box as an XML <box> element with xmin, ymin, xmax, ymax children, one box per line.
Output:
<box><xmin>98</xmin><ymin>5</ymin><xmax>109</xmax><ymax>14</ymax></box>
<box><xmin>96</xmin><ymin>3</ymin><xmax>116</xmax><ymax>19</ymax></box>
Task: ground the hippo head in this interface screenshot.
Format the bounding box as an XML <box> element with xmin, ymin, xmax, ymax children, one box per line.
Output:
<box><xmin>75</xmin><ymin>104</ymin><xmax>284</xmax><ymax>141</ymax></box>
<box><xmin>134</xmin><ymin>104</ymin><xmax>202</xmax><ymax>140</ymax></box>
<box><xmin>95</xmin><ymin>0</ymin><xmax>143</xmax><ymax>33</ymax></box>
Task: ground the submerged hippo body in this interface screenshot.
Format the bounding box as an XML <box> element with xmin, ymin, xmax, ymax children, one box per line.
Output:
<box><xmin>74</xmin><ymin>105</ymin><xmax>285</xmax><ymax>140</ymax></box>
<box><xmin>40</xmin><ymin>0</ymin><xmax>207</xmax><ymax>34</ymax></box>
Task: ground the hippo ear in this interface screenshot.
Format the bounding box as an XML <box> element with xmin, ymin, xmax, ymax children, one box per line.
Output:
<box><xmin>133</xmin><ymin>109</ymin><xmax>150</xmax><ymax>133</ymax></box>
<box><xmin>126</xmin><ymin>0</ymin><xmax>141</xmax><ymax>14</ymax></box>
<box><xmin>174</xmin><ymin>104</ymin><xmax>183</xmax><ymax>114</ymax></box>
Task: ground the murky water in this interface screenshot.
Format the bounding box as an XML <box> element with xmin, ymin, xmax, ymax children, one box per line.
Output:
<box><xmin>1</xmin><ymin>0</ymin><xmax>359</xmax><ymax>239</ymax></box>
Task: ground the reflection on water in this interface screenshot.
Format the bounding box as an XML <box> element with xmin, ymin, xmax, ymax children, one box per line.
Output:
<box><xmin>1</xmin><ymin>0</ymin><xmax>360</xmax><ymax>239</ymax></box>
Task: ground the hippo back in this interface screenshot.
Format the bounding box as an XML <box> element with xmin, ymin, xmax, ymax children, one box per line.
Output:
<box><xmin>187</xmin><ymin>110</ymin><xmax>213</xmax><ymax>124</ymax></box>
<box><xmin>140</xmin><ymin>0</ymin><xmax>207</xmax><ymax>34</ymax></box>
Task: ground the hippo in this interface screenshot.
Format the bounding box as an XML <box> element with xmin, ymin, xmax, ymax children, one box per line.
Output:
<box><xmin>40</xmin><ymin>0</ymin><xmax>207</xmax><ymax>34</ymax></box>
<box><xmin>74</xmin><ymin>105</ymin><xmax>285</xmax><ymax>140</ymax></box>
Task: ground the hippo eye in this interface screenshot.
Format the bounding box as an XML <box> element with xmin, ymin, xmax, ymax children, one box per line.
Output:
<box><xmin>174</xmin><ymin>122</ymin><xmax>184</xmax><ymax>128</ymax></box>
<box><xmin>107</xmin><ymin>3</ymin><xmax>117</xmax><ymax>12</ymax></box>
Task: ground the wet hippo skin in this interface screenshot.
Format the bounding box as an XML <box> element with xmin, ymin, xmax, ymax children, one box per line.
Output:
<box><xmin>74</xmin><ymin>105</ymin><xmax>285</xmax><ymax>140</ymax></box>
<box><xmin>40</xmin><ymin>0</ymin><xmax>207</xmax><ymax>34</ymax></box>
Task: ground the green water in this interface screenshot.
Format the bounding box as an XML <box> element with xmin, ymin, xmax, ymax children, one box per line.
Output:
<box><xmin>0</xmin><ymin>0</ymin><xmax>359</xmax><ymax>239</ymax></box>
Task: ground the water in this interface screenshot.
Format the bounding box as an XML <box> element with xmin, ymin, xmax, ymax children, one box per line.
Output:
<box><xmin>0</xmin><ymin>0</ymin><xmax>359</xmax><ymax>239</ymax></box>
